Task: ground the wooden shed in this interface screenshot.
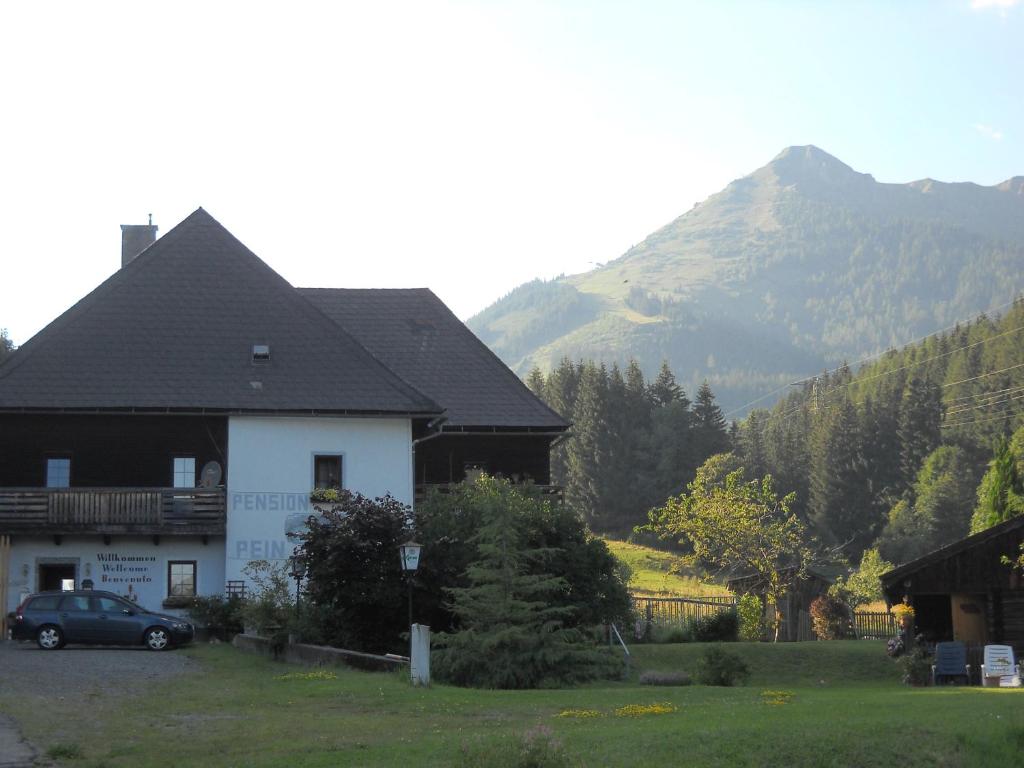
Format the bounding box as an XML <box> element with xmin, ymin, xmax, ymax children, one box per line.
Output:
<box><xmin>727</xmin><ymin>567</ymin><xmax>832</xmax><ymax>641</ymax></box>
<box><xmin>880</xmin><ymin>516</ymin><xmax>1024</xmax><ymax>648</ymax></box>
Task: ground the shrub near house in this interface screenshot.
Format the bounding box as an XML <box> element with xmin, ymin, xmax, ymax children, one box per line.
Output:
<box><xmin>290</xmin><ymin>476</ymin><xmax>631</xmax><ymax>670</ymax></box>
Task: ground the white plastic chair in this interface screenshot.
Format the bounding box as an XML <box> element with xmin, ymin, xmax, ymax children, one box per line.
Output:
<box><xmin>980</xmin><ymin>644</ymin><xmax>1022</xmax><ymax>688</ymax></box>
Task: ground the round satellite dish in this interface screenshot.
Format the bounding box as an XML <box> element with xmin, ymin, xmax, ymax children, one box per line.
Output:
<box><xmin>199</xmin><ymin>461</ymin><xmax>223</xmax><ymax>488</ymax></box>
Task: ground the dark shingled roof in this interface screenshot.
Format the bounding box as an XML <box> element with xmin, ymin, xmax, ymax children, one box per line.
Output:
<box><xmin>300</xmin><ymin>288</ymin><xmax>569</xmax><ymax>430</ymax></box>
<box><xmin>0</xmin><ymin>209</ymin><xmax>441</xmax><ymax>416</ymax></box>
<box><xmin>879</xmin><ymin>515</ymin><xmax>1024</xmax><ymax>591</ymax></box>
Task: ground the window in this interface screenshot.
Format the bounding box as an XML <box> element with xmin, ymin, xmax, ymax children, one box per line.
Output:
<box><xmin>168</xmin><ymin>561</ymin><xmax>196</xmax><ymax>597</ymax></box>
<box><xmin>314</xmin><ymin>455</ymin><xmax>342</xmax><ymax>490</ymax></box>
<box><xmin>45</xmin><ymin>457</ymin><xmax>71</xmax><ymax>488</ymax></box>
<box><xmin>93</xmin><ymin>596</ymin><xmax>128</xmax><ymax>613</ymax></box>
<box><xmin>58</xmin><ymin>595</ymin><xmax>91</xmax><ymax>612</ymax></box>
<box><xmin>27</xmin><ymin>595</ymin><xmax>61</xmax><ymax>611</ymax></box>
<box><xmin>172</xmin><ymin>457</ymin><xmax>196</xmax><ymax>488</ymax></box>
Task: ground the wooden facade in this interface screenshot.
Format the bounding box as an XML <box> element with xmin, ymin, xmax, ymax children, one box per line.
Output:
<box><xmin>0</xmin><ymin>414</ymin><xmax>227</xmax><ymax>489</ymax></box>
<box><xmin>414</xmin><ymin>432</ymin><xmax>556</xmax><ymax>487</ymax></box>
<box><xmin>881</xmin><ymin>516</ymin><xmax>1024</xmax><ymax>649</ymax></box>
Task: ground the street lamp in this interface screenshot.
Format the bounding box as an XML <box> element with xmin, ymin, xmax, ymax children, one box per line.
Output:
<box><xmin>399</xmin><ymin>540</ymin><xmax>422</xmax><ymax>628</ymax></box>
<box><xmin>288</xmin><ymin>554</ymin><xmax>304</xmax><ymax>614</ymax></box>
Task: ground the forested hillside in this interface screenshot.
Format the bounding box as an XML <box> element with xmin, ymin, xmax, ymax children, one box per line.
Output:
<box><xmin>531</xmin><ymin>299</ymin><xmax>1024</xmax><ymax>568</ymax></box>
<box><xmin>472</xmin><ymin>146</ymin><xmax>1024</xmax><ymax>413</ymax></box>
<box><xmin>734</xmin><ymin>298</ymin><xmax>1024</xmax><ymax>566</ymax></box>
<box><xmin>526</xmin><ymin>359</ymin><xmax>731</xmax><ymax>534</ymax></box>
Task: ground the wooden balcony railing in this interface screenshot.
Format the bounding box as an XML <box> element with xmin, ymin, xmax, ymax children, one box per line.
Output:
<box><xmin>0</xmin><ymin>487</ymin><xmax>226</xmax><ymax>535</ymax></box>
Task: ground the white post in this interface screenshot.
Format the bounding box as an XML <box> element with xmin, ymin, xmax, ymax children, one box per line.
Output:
<box><xmin>410</xmin><ymin>623</ymin><xmax>430</xmax><ymax>686</ymax></box>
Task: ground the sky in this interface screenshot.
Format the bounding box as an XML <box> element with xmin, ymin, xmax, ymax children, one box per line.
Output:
<box><xmin>1</xmin><ymin>0</ymin><xmax>1022</xmax><ymax>345</ymax></box>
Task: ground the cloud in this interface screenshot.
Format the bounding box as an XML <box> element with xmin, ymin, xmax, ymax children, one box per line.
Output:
<box><xmin>970</xmin><ymin>0</ymin><xmax>1021</xmax><ymax>11</ymax></box>
<box><xmin>974</xmin><ymin>124</ymin><xmax>1005</xmax><ymax>141</ymax></box>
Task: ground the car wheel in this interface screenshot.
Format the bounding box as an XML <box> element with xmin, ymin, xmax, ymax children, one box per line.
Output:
<box><xmin>36</xmin><ymin>625</ymin><xmax>64</xmax><ymax>650</ymax></box>
<box><xmin>144</xmin><ymin>627</ymin><xmax>171</xmax><ymax>651</ymax></box>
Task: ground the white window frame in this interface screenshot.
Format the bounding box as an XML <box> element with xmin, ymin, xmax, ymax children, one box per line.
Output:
<box><xmin>172</xmin><ymin>457</ymin><xmax>196</xmax><ymax>489</ymax></box>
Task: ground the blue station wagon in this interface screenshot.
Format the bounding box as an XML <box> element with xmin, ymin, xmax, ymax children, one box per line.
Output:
<box><xmin>7</xmin><ymin>590</ymin><xmax>194</xmax><ymax>650</ymax></box>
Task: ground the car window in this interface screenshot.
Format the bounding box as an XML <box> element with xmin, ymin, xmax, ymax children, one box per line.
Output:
<box><xmin>27</xmin><ymin>595</ymin><xmax>61</xmax><ymax>611</ymax></box>
<box><xmin>58</xmin><ymin>595</ymin><xmax>92</xmax><ymax>612</ymax></box>
<box><xmin>93</xmin><ymin>597</ymin><xmax>127</xmax><ymax>613</ymax></box>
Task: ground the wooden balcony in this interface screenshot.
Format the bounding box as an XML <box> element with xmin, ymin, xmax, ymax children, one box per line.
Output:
<box><xmin>0</xmin><ymin>488</ymin><xmax>226</xmax><ymax>535</ymax></box>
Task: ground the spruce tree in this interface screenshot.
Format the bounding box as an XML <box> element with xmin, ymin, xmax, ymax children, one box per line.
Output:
<box><xmin>970</xmin><ymin>430</ymin><xmax>1024</xmax><ymax>533</ymax></box>
<box><xmin>897</xmin><ymin>376</ymin><xmax>943</xmax><ymax>493</ymax></box>
<box><xmin>432</xmin><ymin>480</ymin><xmax>615</xmax><ymax>688</ymax></box>
<box><xmin>565</xmin><ymin>362</ymin><xmax>613</xmax><ymax>529</ymax></box>
<box><xmin>693</xmin><ymin>380</ymin><xmax>730</xmax><ymax>461</ymax></box>
<box><xmin>544</xmin><ymin>359</ymin><xmax>580</xmax><ymax>485</ymax></box>
<box><xmin>649</xmin><ymin>360</ymin><xmax>683</xmax><ymax>407</ymax></box>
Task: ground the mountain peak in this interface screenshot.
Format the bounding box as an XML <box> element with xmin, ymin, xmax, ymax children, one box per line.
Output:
<box><xmin>766</xmin><ymin>145</ymin><xmax>867</xmax><ymax>187</ymax></box>
<box><xmin>998</xmin><ymin>176</ymin><xmax>1024</xmax><ymax>195</ymax></box>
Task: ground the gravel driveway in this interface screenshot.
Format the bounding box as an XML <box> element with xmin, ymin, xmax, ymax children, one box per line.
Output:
<box><xmin>0</xmin><ymin>639</ymin><xmax>196</xmax><ymax>698</ymax></box>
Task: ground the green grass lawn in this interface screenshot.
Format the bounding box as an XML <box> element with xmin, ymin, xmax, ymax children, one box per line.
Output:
<box><xmin>3</xmin><ymin>640</ymin><xmax>1024</xmax><ymax>767</ymax></box>
<box><xmin>603</xmin><ymin>538</ymin><xmax>729</xmax><ymax>597</ymax></box>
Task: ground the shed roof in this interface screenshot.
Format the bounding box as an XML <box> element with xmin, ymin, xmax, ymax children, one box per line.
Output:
<box><xmin>0</xmin><ymin>209</ymin><xmax>441</xmax><ymax>416</ymax></box>
<box><xmin>300</xmin><ymin>288</ymin><xmax>569</xmax><ymax>430</ymax></box>
<box><xmin>880</xmin><ymin>516</ymin><xmax>1024</xmax><ymax>593</ymax></box>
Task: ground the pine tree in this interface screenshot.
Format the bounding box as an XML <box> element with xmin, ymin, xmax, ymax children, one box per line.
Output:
<box><xmin>897</xmin><ymin>376</ymin><xmax>943</xmax><ymax>493</ymax></box>
<box><xmin>693</xmin><ymin>380</ymin><xmax>730</xmax><ymax>461</ymax></box>
<box><xmin>649</xmin><ymin>361</ymin><xmax>683</xmax><ymax>407</ymax></box>
<box><xmin>809</xmin><ymin>396</ymin><xmax>873</xmax><ymax>555</ymax></box>
<box><xmin>544</xmin><ymin>359</ymin><xmax>580</xmax><ymax>486</ymax></box>
<box><xmin>565</xmin><ymin>362</ymin><xmax>614</xmax><ymax>529</ymax></box>
<box><xmin>525</xmin><ymin>367</ymin><xmax>546</xmax><ymax>398</ymax></box>
<box><xmin>431</xmin><ymin>479</ymin><xmax>614</xmax><ymax>688</ymax></box>
<box><xmin>970</xmin><ymin>430</ymin><xmax>1024</xmax><ymax>533</ymax></box>
<box><xmin>738</xmin><ymin>409</ymin><xmax>769</xmax><ymax>480</ymax></box>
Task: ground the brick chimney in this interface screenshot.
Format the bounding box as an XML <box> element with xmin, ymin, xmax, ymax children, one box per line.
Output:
<box><xmin>120</xmin><ymin>214</ymin><xmax>158</xmax><ymax>267</ymax></box>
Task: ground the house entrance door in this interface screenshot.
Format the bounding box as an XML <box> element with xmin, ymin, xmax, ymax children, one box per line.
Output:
<box><xmin>38</xmin><ymin>563</ymin><xmax>76</xmax><ymax>592</ymax></box>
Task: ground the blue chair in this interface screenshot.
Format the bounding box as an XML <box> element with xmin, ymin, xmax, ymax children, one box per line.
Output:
<box><xmin>931</xmin><ymin>641</ymin><xmax>970</xmax><ymax>685</ymax></box>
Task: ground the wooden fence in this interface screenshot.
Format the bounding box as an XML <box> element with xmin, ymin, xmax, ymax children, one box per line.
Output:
<box><xmin>631</xmin><ymin>595</ymin><xmax>898</xmax><ymax>642</ymax></box>
<box><xmin>631</xmin><ymin>595</ymin><xmax>738</xmax><ymax>626</ymax></box>
<box><xmin>852</xmin><ymin>611</ymin><xmax>898</xmax><ymax>639</ymax></box>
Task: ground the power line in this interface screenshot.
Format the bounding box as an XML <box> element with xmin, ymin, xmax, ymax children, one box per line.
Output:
<box><xmin>946</xmin><ymin>382</ymin><xmax>1024</xmax><ymax>404</ymax></box>
<box><xmin>788</xmin><ymin>294</ymin><xmax>1023</xmax><ymax>388</ymax></box>
<box><xmin>724</xmin><ymin>294</ymin><xmax>1023</xmax><ymax>419</ymax></box>
<box><xmin>942</xmin><ymin>391</ymin><xmax>1024</xmax><ymax>422</ymax></box>
<box><xmin>941</xmin><ymin>403</ymin><xmax>1024</xmax><ymax>429</ymax></box>
<box><xmin>942</xmin><ymin>361</ymin><xmax>1024</xmax><ymax>390</ymax></box>
<box><xmin>945</xmin><ymin>387</ymin><xmax>1024</xmax><ymax>417</ymax></box>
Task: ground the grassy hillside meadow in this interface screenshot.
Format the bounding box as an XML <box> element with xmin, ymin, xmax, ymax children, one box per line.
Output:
<box><xmin>603</xmin><ymin>538</ymin><xmax>729</xmax><ymax>597</ymax></box>
<box><xmin>5</xmin><ymin>642</ymin><xmax>1024</xmax><ymax>767</ymax></box>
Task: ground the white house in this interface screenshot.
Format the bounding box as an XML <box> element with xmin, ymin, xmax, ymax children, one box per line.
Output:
<box><xmin>0</xmin><ymin>209</ymin><xmax>567</xmax><ymax>625</ymax></box>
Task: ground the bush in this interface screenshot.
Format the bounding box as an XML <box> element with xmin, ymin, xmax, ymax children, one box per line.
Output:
<box><xmin>899</xmin><ymin>645</ymin><xmax>932</xmax><ymax>686</ymax></box>
<box><xmin>652</xmin><ymin>624</ymin><xmax>692</xmax><ymax>644</ymax></box>
<box><xmin>187</xmin><ymin>595</ymin><xmax>245</xmax><ymax>638</ymax></box>
<box><xmin>691</xmin><ymin>609</ymin><xmax>739</xmax><ymax>642</ymax></box>
<box><xmin>293</xmin><ymin>490</ymin><xmax>412</xmax><ymax>654</ymax></box>
<box><xmin>639</xmin><ymin>670</ymin><xmax>692</xmax><ymax>686</ymax></box>
<box><xmin>238</xmin><ymin>560</ymin><xmax>294</xmax><ymax>635</ymax></box>
<box><xmin>810</xmin><ymin>595</ymin><xmax>850</xmax><ymax>640</ymax></box>
<box><xmin>737</xmin><ymin>594</ymin><xmax>764</xmax><ymax>641</ymax></box>
<box><xmin>696</xmin><ymin>646</ymin><xmax>750</xmax><ymax>686</ymax></box>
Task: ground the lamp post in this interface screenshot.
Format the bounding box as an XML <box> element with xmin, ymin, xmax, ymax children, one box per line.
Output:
<box><xmin>399</xmin><ymin>540</ymin><xmax>422</xmax><ymax>628</ymax></box>
<box><xmin>288</xmin><ymin>554</ymin><xmax>304</xmax><ymax>615</ymax></box>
